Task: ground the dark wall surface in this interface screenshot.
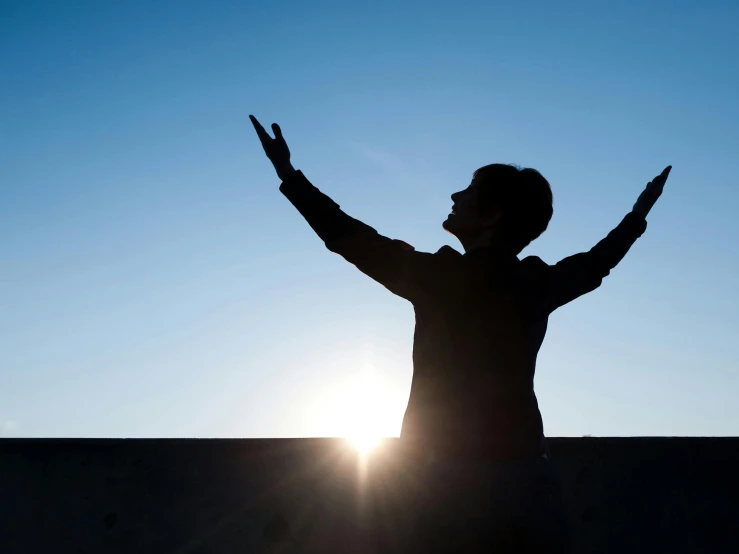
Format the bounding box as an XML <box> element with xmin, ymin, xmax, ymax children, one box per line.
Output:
<box><xmin>1</xmin><ymin>437</ymin><xmax>737</xmax><ymax>553</ymax></box>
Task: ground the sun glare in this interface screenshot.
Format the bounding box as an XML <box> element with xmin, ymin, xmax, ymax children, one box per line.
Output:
<box><xmin>348</xmin><ymin>429</ymin><xmax>383</xmax><ymax>455</ymax></box>
<box><xmin>310</xmin><ymin>358</ymin><xmax>404</xmax><ymax>453</ymax></box>
<box><xmin>341</xmin><ymin>363</ymin><xmax>396</xmax><ymax>456</ymax></box>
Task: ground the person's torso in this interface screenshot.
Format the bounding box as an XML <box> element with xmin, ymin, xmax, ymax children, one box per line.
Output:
<box><xmin>400</xmin><ymin>249</ymin><xmax>549</xmax><ymax>459</ymax></box>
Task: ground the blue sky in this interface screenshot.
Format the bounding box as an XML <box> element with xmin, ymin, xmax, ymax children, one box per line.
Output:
<box><xmin>1</xmin><ymin>0</ymin><xmax>738</xmax><ymax>438</ymax></box>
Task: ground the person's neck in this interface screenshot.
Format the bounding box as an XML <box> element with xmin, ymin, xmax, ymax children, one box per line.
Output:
<box><xmin>461</xmin><ymin>230</ymin><xmax>510</xmax><ymax>255</ymax></box>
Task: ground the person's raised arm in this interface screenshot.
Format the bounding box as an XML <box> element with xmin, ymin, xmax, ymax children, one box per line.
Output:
<box><xmin>536</xmin><ymin>166</ymin><xmax>672</xmax><ymax>312</ymax></box>
<box><xmin>249</xmin><ymin>115</ymin><xmax>436</xmax><ymax>301</ymax></box>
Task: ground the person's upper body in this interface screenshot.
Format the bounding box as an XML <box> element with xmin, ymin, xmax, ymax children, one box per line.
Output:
<box><xmin>250</xmin><ymin>115</ymin><xmax>671</xmax><ymax>462</ymax></box>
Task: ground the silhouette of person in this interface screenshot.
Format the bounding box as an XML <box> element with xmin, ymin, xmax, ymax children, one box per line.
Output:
<box><xmin>250</xmin><ymin>115</ymin><xmax>670</xmax><ymax>552</ymax></box>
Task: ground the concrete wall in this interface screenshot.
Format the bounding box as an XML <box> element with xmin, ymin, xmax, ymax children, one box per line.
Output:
<box><xmin>1</xmin><ymin>438</ymin><xmax>737</xmax><ymax>553</ymax></box>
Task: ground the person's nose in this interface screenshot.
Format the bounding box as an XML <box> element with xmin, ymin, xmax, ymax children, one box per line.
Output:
<box><xmin>451</xmin><ymin>192</ymin><xmax>459</xmax><ymax>203</ymax></box>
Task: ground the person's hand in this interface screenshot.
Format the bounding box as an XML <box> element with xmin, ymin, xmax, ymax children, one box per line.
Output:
<box><xmin>249</xmin><ymin>114</ymin><xmax>295</xmax><ymax>180</ymax></box>
<box><xmin>633</xmin><ymin>166</ymin><xmax>672</xmax><ymax>218</ymax></box>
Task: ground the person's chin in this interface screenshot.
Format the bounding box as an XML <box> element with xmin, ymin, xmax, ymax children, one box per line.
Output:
<box><xmin>442</xmin><ymin>216</ymin><xmax>456</xmax><ymax>234</ymax></box>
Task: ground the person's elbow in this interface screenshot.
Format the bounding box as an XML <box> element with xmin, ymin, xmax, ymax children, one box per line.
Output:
<box><xmin>583</xmin><ymin>249</ymin><xmax>618</xmax><ymax>280</ymax></box>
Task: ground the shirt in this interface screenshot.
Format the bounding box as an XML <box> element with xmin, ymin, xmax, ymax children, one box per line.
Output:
<box><xmin>280</xmin><ymin>170</ymin><xmax>647</xmax><ymax>461</ymax></box>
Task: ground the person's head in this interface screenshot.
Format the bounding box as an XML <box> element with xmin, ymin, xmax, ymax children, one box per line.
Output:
<box><xmin>442</xmin><ymin>163</ymin><xmax>553</xmax><ymax>254</ymax></box>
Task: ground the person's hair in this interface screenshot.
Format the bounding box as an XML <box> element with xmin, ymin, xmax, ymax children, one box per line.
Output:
<box><xmin>473</xmin><ymin>163</ymin><xmax>553</xmax><ymax>253</ymax></box>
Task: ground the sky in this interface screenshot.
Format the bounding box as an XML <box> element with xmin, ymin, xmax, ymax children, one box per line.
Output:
<box><xmin>1</xmin><ymin>0</ymin><xmax>738</xmax><ymax>439</ymax></box>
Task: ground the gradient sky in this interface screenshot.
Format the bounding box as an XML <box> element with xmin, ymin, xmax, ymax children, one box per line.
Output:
<box><xmin>2</xmin><ymin>0</ymin><xmax>738</xmax><ymax>438</ymax></box>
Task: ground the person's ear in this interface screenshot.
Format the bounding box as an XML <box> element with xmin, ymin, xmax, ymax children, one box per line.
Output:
<box><xmin>481</xmin><ymin>208</ymin><xmax>502</xmax><ymax>228</ymax></box>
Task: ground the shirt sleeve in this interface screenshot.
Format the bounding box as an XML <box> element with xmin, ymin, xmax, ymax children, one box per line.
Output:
<box><xmin>529</xmin><ymin>212</ymin><xmax>648</xmax><ymax>314</ymax></box>
<box><xmin>279</xmin><ymin>170</ymin><xmax>439</xmax><ymax>302</ymax></box>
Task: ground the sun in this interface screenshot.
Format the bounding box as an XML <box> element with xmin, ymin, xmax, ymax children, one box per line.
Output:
<box><xmin>310</xmin><ymin>359</ymin><xmax>403</xmax><ymax>453</ymax></box>
<box><xmin>348</xmin><ymin>432</ymin><xmax>383</xmax><ymax>456</ymax></box>
<box><xmin>347</xmin><ymin>420</ymin><xmax>383</xmax><ymax>456</ymax></box>
<box><xmin>342</xmin><ymin>363</ymin><xmax>396</xmax><ymax>456</ymax></box>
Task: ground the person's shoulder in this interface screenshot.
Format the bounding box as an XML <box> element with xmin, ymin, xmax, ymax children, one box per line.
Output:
<box><xmin>403</xmin><ymin>244</ymin><xmax>462</xmax><ymax>260</ymax></box>
<box><xmin>432</xmin><ymin>245</ymin><xmax>465</xmax><ymax>268</ymax></box>
<box><xmin>520</xmin><ymin>255</ymin><xmax>550</xmax><ymax>271</ymax></box>
<box><xmin>435</xmin><ymin>245</ymin><xmax>463</xmax><ymax>258</ymax></box>
<box><xmin>391</xmin><ymin>239</ymin><xmax>416</xmax><ymax>252</ymax></box>
<box><xmin>402</xmin><ymin>244</ymin><xmax>463</xmax><ymax>275</ymax></box>
<box><xmin>517</xmin><ymin>255</ymin><xmax>553</xmax><ymax>289</ymax></box>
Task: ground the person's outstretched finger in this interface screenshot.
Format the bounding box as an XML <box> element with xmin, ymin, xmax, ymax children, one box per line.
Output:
<box><xmin>272</xmin><ymin>123</ymin><xmax>283</xmax><ymax>140</ymax></box>
<box><xmin>656</xmin><ymin>165</ymin><xmax>672</xmax><ymax>184</ymax></box>
<box><xmin>634</xmin><ymin>165</ymin><xmax>672</xmax><ymax>217</ymax></box>
<box><xmin>250</xmin><ymin>115</ymin><xmax>272</xmax><ymax>143</ymax></box>
<box><xmin>653</xmin><ymin>165</ymin><xmax>672</xmax><ymax>194</ymax></box>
